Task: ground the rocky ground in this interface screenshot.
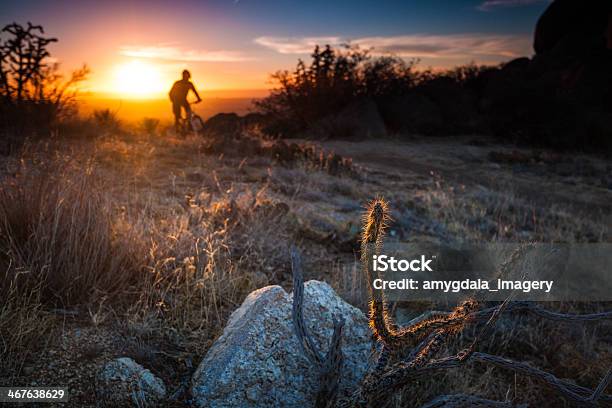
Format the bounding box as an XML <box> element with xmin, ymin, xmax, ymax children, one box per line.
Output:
<box><xmin>1</xmin><ymin>132</ymin><xmax>610</xmax><ymax>407</ymax></box>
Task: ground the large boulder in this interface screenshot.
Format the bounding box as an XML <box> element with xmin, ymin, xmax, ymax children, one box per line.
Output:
<box><xmin>96</xmin><ymin>357</ymin><xmax>166</xmax><ymax>406</ymax></box>
<box><xmin>191</xmin><ymin>281</ymin><xmax>372</xmax><ymax>408</ymax></box>
<box><xmin>242</xmin><ymin>112</ymin><xmax>269</xmax><ymax>128</ymax></box>
<box><xmin>418</xmin><ymin>76</ymin><xmax>482</xmax><ymax>133</ymax></box>
<box><xmin>534</xmin><ymin>0</ymin><xmax>612</xmax><ymax>55</ymax></box>
<box><xmin>201</xmin><ymin>112</ymin><xmax>244</xmax><ymax>138</ymax></box>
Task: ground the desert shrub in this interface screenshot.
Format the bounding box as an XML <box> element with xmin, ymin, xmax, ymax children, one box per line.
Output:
<box><xmin>0</xmin><ymin>23</ymin><xmax>89</xmax><ymax>150</ymax></box>
<box><xmin>361</xmin><ymin>55</ymin><xmax>420</xmax><ymax>100</ymax></box>
<box><xmin>255</xmin><ymin>45</ymin><xmax>420</xmax><ymax>137</ymax></box>
<box><xmin>140</xmin><ymin>117</ymin><xmax>160</xmax><ymax>136</ymax></box>
<box><xmin>92</xmin><ymin>108</ymin><xmax>122</xmax><ymax>134</ymax></box>
<box><xmin>52</xmin><ymin>115</ymin><xmax>101</xmax><ymax>140</ymax></box>
<box><xmin>0</xmin><ymin>158</ymin><xmax>143</xmax><ymax>306</ymax></box>
<box><xmin>256</xmin><ymin>45</ymin><xmax>499</xmax><ymax>139</ymax></box>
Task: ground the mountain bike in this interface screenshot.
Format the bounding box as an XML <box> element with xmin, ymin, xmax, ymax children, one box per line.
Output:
<box><xmin>177</xmin><ymin>101</ymin><xmax>205</xmax><ymax>137</ymax></box>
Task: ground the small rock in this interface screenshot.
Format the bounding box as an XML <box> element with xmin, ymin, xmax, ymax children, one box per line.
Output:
<box><xmin>97</xmin><ymin>357</ymin><xmax>166</xmax><ymax>406</ymax></box>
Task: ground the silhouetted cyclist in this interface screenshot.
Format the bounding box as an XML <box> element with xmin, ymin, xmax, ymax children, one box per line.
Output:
<box><xmin>169</xmin><ymin>69</ymin><xmax>201</xmax><ymax>131</ymax></box>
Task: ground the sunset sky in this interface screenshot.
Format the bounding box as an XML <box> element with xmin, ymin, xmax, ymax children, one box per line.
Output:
<box><xmin>1</xmin><ymin>0</ymin><xmax>550</xmax><ymax>99</ymax></box>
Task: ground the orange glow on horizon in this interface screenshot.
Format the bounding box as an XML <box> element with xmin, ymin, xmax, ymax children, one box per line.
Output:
<box><xmin>90</xmin><ymin>58</ymin><xmax>266</xmax><ymax>100</ymax></box>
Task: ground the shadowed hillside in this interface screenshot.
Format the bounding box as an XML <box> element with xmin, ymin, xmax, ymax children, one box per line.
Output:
<box><xmin>252</xmin><ymin>1</ymin><xmax>612</xmax><ymax>152</ymax></box>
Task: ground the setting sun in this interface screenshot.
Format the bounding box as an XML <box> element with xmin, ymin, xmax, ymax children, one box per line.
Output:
<box><xmin>113</xmin><ymin>60</ymin><xmax>165</xmax><ymax>98</ymax></box>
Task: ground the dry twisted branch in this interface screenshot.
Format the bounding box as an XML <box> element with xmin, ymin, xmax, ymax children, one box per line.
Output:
<box><xmin>291</xmin><ymin>246</ymin><xmax>344</xmax><ymax>408</ymax></box>
<box><xmin>427</xmin><ymin>302</ymin><xmax>612</xmax><ymax>328</ymax></box>
<box><xmin>317</xmin><ymin>318</ymin><xmax>345</xmax><ymax>408</ymax></box>
<box><xmin>291</xmin><ymin>246</ymin><xmax>323</xmax><ymax>366</ymax></box>
<box><xmin>345</xmin><ymin>348</ymin><xmax>612</xmax><ymax>407</ymax></box>
<box><xmin>590</xmin><ymin>369</ymin><xmax>612</xmax><ymax>403</ymax></box>
<box><xmin>463</xmin><ymin>353</ymin><xmax>611</xmax><ymax>407</ymax></box>
<box><xmin>420</xmin><ymin>394</ymin><xmax>522</xmax><ymax>408</ymax></box>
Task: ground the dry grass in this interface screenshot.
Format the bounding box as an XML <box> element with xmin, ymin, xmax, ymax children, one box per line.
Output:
<box><xmin>0</xmin><ymin>158</ymin><xmax>144</xmax><ymax>306</ymax></box>
<box><xmin>0</xmin><ymin>151</ymin><xmax>146</xmax><ymax>375</ymax></box>
<box><xmin>0</xmin><ymin>129</ymin><xmax>608</xmax><ymax>406</ymax></box>
<box><xmin>0</xmin><ymin>283</ymin><xmax>52</xmax><ymax>375</ymax></box>
<box><xmin>0</xmin><ymin>133</ymin><xmax>298</xmax><ymax>389</ymax></box>
<box><xmin>125</xmin><ymin>190</ymin><xmax>292</xmax><ymax>332</ymax></box>
<box><xmin>416</xmin><ymin>179</ymin><xmax>608</xmax><ymax>243</ymax></box>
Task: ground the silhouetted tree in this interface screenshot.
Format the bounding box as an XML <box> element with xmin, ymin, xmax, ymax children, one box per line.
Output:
<box><xmin>0</xmin><ymin>22</ymin><xmax>89</xmax><ymax>148</ymax></box>
<box><xmin>256</xmin><ymin>45</ymin><xmax>420</xmax><ymax>136</ymax></box>
<box><xmin>1</xmin><ymin>22</ymin><xmax>57</xmax><ymax>102</ymax></box>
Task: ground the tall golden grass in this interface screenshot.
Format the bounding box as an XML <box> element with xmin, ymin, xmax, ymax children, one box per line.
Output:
<box><xmin>0</xmin><ymin>141</ymin><xmax>289</xmax><ymax>376</ymax></box>
<box><xmin>0</xmin><ymin>160</ymin><xmax>142</xmax><ymax>306</ymax></box>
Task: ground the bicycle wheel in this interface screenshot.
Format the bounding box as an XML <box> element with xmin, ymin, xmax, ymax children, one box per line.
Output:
<box><xmin>177</xmin><ymin>118</ymin><xmax>188</xmax><ymax>138</ymax></box>
<box><xmin>191</xmin><ymin>114</ymin><xmax>205</xmax><ymax>135</ymax></box>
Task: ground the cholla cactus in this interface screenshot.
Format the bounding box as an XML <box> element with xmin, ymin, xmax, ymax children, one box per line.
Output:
<box><xmin>361</xmin><ymin>198</ymin><xmax>474</xmax><ymax>353</ymax></box>
<box><xmin>292</xmin><ymin>198</ymin><xmax>612</xmax><ymax>408</ymax></box>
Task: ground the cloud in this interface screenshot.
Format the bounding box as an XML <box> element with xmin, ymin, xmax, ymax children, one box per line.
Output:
<box><xmin>119</xmin><ymin>45</ymin><xmax>251</xmax><ymax>62</ymax></box>
<box><xmin>254</xmin><ymin>36</ymin><xmax>343</xmax><ymax>54</ymax></box>
<box><xmin>254</xmin><ymin>34</ymin><xmax>531</xmax><ymax>59</ymax></box>
<box><xmin>477</xmin><ymin>0</ymin><xmax>551</xmax><ymax>12</ymax></box>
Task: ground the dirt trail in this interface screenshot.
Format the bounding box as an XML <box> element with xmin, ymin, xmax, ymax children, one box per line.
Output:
<box><xmin>314</xmin><ymin>137</ymin><xmax>612</xmax><ymax>216</ymax></box>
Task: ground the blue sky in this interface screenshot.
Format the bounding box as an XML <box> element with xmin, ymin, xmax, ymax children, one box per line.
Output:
<box><xmin>0</xmin><ymin>0</ymin><xmax>551</xmax><ymax>93</ymax></box>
